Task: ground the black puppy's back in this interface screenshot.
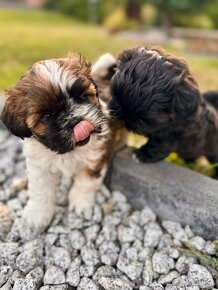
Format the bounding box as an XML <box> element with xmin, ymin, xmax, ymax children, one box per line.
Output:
<box><xmin>203</xmin><ymin>91</ymin><xmax>218</xmax><ymax>110</ymax></box>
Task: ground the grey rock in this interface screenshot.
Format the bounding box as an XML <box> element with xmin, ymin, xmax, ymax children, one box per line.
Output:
<box><xmin>158</xmin><ymin>234</ymin><xmax>173</xmax><ymax>250</ymax></box>
<box><xmin>188</xmin><ymin>264</ymin><xmax>214</xmax><ymax>288</ymax></box>
<box><xmin>98</xmin><ymin>276</ymin><xmax>133</xmax><ymax>290</ymax></box>
<box><xmin>68</xmin><ymin>213</ymin><xmax>84</xmax><ymax>230</ymax></box>
<box><xmin>26</xmin><ymin>266</ymin><xmax>43</xmax><ymax>287</ymax></box>
<box><xmin>58</xmin><ymin>234</ymin><xmax>71</xmax><ymax>251</ymax></box>
<box><xmin>45</xmin><ymin>246</ymin><xmax>71</xmax><ymax>271</ymax></box>
<box><xmin>149</xmin><ymin>282</ymin><xmax>164</xmax><ymax>290</ymax></box>
<box><xmin>39</xmin><ymin>286</ymin><xmax>68</xmax><ymax>290</ymax></box>
<box><xmin>126</xmin><ymin>247</ymin><xmax>138</xmax><ymax>261</ymax></box>
<box><xmin>204</xmin><ymin>241</ymin><xmax>216</xmax><ymax>255</ymax></box>
<box><xmin>44</xmin><ymin>233</ymin><xmax>58</xmax><ymax>246</ymax></box>
<box><xmin>66</xmin><ymin>257</ymin><xmax>81</xmax><ymax>287</ymax></box>
<box><xmin>165</xmin><ymin>286</ymin><xmax>178</xmax><ymax>290</ymax></box>
<box><xmin>162</xmin><ymin>221</ymin><xmax>188</xmax><ymax>242</ymax></box>
<box><xmin>81</xmin><ymin>245</ymin><xmax>100</xmax><ymax>267</ymax></box>
<box><xmin>117</xmin><ymin>225</ymin><xmax>136</xmax><ymax>243</ymax></box>
<box><xmin>43</xmin><ymin>266</ymin><xmax>65</xmax><ymax>285</ymax></box>
<box><xmin>17</xmin><ymin>190</ymin><xmax>28</xmax><ymax>206</ymax></box>
<box><xmin>13</xmin><ymin>278</ymin><xmax>36</xmax><ymax>290</ymax></box>
<box><xmin>175</xmin><ymin>255</ymin><xmax>196</xmax><ymax>274</ymax></box>
<box><xmin>7</xmin><ymin>270</ymin><xmax>23</xmax><ymax>285</ymax></box>
<box><xmin>184</xmin><ymin>225</ymin><xmax>194</xmax><ymax>239</ymax></box>
<box><xmin>70</xmin><ymin>230</ymin><xmax>86</xmax><ymax>250</ymax></box>
<box><xmin>140</xmin><ymin>207</ymin><xmax>156</xmax><ymax>226</ymax></box>
<box><xmin>84</xmin><ymin>225</ymin><xmax>100</xmax><ymax>242</ymax></box>
<box><xmin>47</xmin><ymin>225</ymin><xmax>68</xmax><ymax>235</ymax></box>
<box><xmin>138</xmin><ymin>248</ymin><xmax>153</xmax><ymax>262</ymax></box>
<box><xmin>16</xmin><ymin>239</ymin><xmax>43</xmax><ymax>274</ymax></box>
<box><xmin>139</xmin><ymin>287</ymin><xmax>151</xmax><ymax>290</ymax></box>
<box><xmin>0</xmin><ymin>281</ymin><xmax>12</xmax><ymax>290</ymax></box>
<box><xmin>0</xmin><ymin>242</ymin><xmax>19</xmax><ymax>268</ymax></box>
<box><xmin>78</xmin><ymin>277</ymin><xmax>99</xmax><ymax>290</ymax></box>
<box><xmin>101</xmin><ymin>252</ymin><xmax>118</xmax><ymax>266</ymax></box>
<box><xmin>80</xmin><ymin>265</ymin><xmax>95</xmax><ymax>277</ymax></box>
<box><xmin>188</xmin><ymin>236</ymin><xmax>205</xmax><ymax>251</ymax></box>
<box><xmin>117</xmin><ymin>255</ymin><xmax>143</xmax><ymax>281</ymax></box>
<box><xmin>0</xmin><ymin>266</ymin><xmax>13</xmax><ymax>287</ymax></box>
<box><xmin>93</xmin><ymin>266</ymin><xmax>117</xmax><ymax>281</ymax></box>
<box><xmin>152</xmin><ymin>252</ymin><xmax>174</xmax><ymax>274</ymax></box>
<box><xmin>142</xmin><ymin>257</ymin><xmax>153</xmax><ymax>285</ymax></box>
<box><xmin>111</xmin><ymin>191</ymin><xmax>127</xmax><ymax>204</ymax></box>
<box><xmin>144</xmin><ymin>222</ymin><xmax>163</xmax><ymax>248</ymax></box>
<box><xmin>158</xmin><ymin>271</ymin><xmax>180</xmax><ymax>285</ymax></box>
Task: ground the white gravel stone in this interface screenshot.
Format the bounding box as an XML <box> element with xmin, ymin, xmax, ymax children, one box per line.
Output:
<box><xmin>144</xmin><ymin>222</ymin><xmax>163</xmax><ymax>248</ymax></box>
<box><xmin>188</xmin><ymin>264</ymin><xmax>214</xmax><ymax>288</ymax></box>
<box><xmin>152</xmin><ymin>252</ymin><xmax>174</xmax><ymax>274</ymax></box>
<box><xmin>126</xmin><ymin>247</ymin><xmax>138</xmax><ymax>261</ymax></box>
<box><xmin>13</xmin><ymin>278</ymin><xmax>36</xmax><ymax>290</ymax></box>
<box><xmin>80</xmin><ymin>265</ymin><xmax>95</xmax><ymax>277</ymax></box>
<box><xmin>162</xmin><ymin>221</ymin><xmax>188</xmax><ymax>242</ymax></box>
<box><xmin>158</xmin><ymin>270</ymin><xmax>179</xmax><ymax>285</ymax></box>
<box><xmin>117</xmin><ymin>225</ymin><xmax>136</xmax><ymax>243</ymax></box>
<box><xmin>117</xmin><ymin>255</ymin><xmax>143</xmax><ymax>281</ymax></box>
<box><xmin>70</xmin><ymin>230</ymin><xmax>86</xmax><ymax>250</ymax></box>
<box><xmin>175</xmin><ymin>255</ymin><xmax>196</xmax><ymax>274</ymax></box>
<box><xmin>93</xmin><ymin>266</ymin><xmax>117</xmax><ymax>281</ymax></box>
<box><xmin>0</xmin><ymin>266</ymin><xmax>13</xmax><ymax>287</ymax></box>
<box><xmin>45</xmin><ymin>246</ymin><xmax>71</xmax><ymax>271</ymax></box>
<box><xmin>66</xmin><ymin>257</ymin><xmax>81</xmax><ymax>287</ymax></box>
<box><xmin>149</xmin><ymin>282</ymin><xmax>164</xmax><ymax>289</ymax></box>
<box><xmin>140</xmin><ymin>207</ymin><xmax>156</xmax><ymax>226</ymax></box>
<box><xmin>204</xmin><ymin>241</ymin><xmax>216</xmax><ymax>255</ymax></box>
<box><xmin>84</xmin><ymin>224</ymin><xmax>100</xmax><ymax>242</ymax></box>
<box><xmin>142</xmin><ymin>257</ymin><xmax>153</xmax><ymax>285</ymax></box>
<box><xmin>0</xmin><ymin>281</ymin><xmax>12</xmax><ymax>290</ymax></box>
<box><xmin>188</xmin><ymin>236</ymin><xmax>206</xmax><ymax>251</ymax></box>
<box><xmin>78</xmin><ymin>277</ymin><xmax>99</xmax><ymax>290</ymax></box>
<box><xmin>43</xmin><ymin>266</ymin><xmax>65</xmax><ymax>285</ymax></box>
<box><xmin>81</xmin><ymin>245</ymin><xmax>100</xmax><ymax>266</ymax></box>
<box><xmin>26</xmin><ymin>266</ymin><xmax>44</xmax><ymax>287</ymax></box>
<box><xmin>16</xmin><ymin>239</ymin><xmax>43</xmax><ymax>274</ymax></box>
<box><xmin>98</xmin><ymin>276</ymin><xmax>133</xmax><ymax>290</ymax></box>
<box><xmin>0</xmin><ymin>242</ymin><xmax>19</xmax><ymax>268</ymax></box>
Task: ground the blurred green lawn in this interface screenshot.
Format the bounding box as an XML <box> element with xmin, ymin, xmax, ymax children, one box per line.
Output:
<box><xmin>1</xmin><ymin>9</ymin><xmax>218</xmax><ymax>93</ymax></box>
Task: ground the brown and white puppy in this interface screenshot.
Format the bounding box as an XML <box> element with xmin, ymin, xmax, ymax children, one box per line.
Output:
<box><xmin>1</xmin><ymin>53</ymin><xmax>116</xmax><ymax>231</ymax></box>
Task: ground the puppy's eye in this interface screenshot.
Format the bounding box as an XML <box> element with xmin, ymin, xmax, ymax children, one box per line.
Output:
<box><xmin>41</xmin><ymin>114</ymin><xmax>51</xmax><ymax>123</ymax></box>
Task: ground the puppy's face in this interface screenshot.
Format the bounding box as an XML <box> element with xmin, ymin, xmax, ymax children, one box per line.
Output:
<box><xmin>2</xmin><ymin>54</ymin><xmax>105</xmax><ymax>154</ymax></box>
<box><xmin>110</xmin><ymin>46</ymin><xmax>201</xmax><ymax>135</ymax></box>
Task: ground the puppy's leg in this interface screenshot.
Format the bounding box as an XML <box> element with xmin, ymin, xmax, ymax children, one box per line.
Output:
<box><xmin>22</xmin><ymin>140</ymin><xmax>60</xmax><ymax>231</ymax></box>
<box><xmin>68</xmin><ymin>167</ymin><xmax>105</xmax><ymax>214</ymax></box>
<box><xmin>135</xmin><ymin>137</ymin><xmax>177</xmax><ymax>163</ymax></box>
<box><xmin>23</xmin><ymin>162</ymin><xmax>59</xmax><ymax>231</ymax></box>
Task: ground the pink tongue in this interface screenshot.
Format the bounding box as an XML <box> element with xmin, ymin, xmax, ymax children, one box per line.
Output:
<box><xmin>74</xmin><ymin>120</ymin><xmax>95</xmax><ymax>143</ymax></box>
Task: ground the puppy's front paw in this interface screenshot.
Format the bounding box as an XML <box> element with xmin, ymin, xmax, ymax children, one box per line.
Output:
<box><xmin>68</xmin><ymin>190</ymin><xmax>95</xmax><ymax>215</ymax></box>
<box><xmin>22</xmin><ymin>202</ymin><xmax>55</xmax><ymax>232</ymax></box>
<box><xmin>134</xmin><ymin>148</ymin><xmax>155</xmax><ymax>163</ymax></box>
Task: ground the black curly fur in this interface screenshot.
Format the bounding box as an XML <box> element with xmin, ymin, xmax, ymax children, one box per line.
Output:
<box><xmin>110</xmin><ymin>47</ymin><xmax>218</xmax><ymax>176</ymax></box>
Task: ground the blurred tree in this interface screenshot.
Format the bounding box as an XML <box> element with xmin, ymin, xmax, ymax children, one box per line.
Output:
<box><xmin>145</xmin><ymin>0</ymin><xmax>206</xmax><ymax>35</ymax></box>
<box><xmin>125</xmin><ymin>0</ymin><xmax>143</xmax><ymax>23</ymax></box>
<box><xmin>206</xmin><ymin>0</ymin><xmax>218</xmax><ymax>28</ymax></box>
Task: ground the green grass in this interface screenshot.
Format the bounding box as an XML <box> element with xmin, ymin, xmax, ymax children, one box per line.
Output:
<box><xmin>0</xmin><ymin>9</ymin><xmax>135</xmax><ymax>91</ymax></box>
<box><xmin>1</xmin><ymin>9</ymin><xmax>218</xmax><ymax>92</ymax></box>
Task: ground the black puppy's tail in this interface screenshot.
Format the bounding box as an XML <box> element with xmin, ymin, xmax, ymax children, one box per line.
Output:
<box><xmin>203</xmin><ymin>91</ymin><xmax>218</xmax><ymax>110</ymax></box>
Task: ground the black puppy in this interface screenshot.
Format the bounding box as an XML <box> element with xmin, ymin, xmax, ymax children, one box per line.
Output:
<box><xmin>110</xmin><ymin>46</ymin><xmax>218</xmax><ymax>173</ymax></box>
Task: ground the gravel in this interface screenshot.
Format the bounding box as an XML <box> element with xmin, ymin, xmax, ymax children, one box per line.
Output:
<box><xmin>0</xmin><ymin>129</ymin><xmax>218</xmax><ymax>289</ymax></box>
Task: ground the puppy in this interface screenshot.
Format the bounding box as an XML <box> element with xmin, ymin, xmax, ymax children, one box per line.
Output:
<box><xmin>110</xmin><ymin>46</ymin><xmax>218</xmax><ymax>173</ymax></box>
<box><xmin>1</xmin><ymin>53</ymin><xmax>116</xmax><ymax>231</ymax></box>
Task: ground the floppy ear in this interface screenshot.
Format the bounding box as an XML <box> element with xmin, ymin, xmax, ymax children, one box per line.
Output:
<box><xmin>1</xmin><ymin>87</ymin><xmax>32</xmax><ymax>139</ymax></box>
